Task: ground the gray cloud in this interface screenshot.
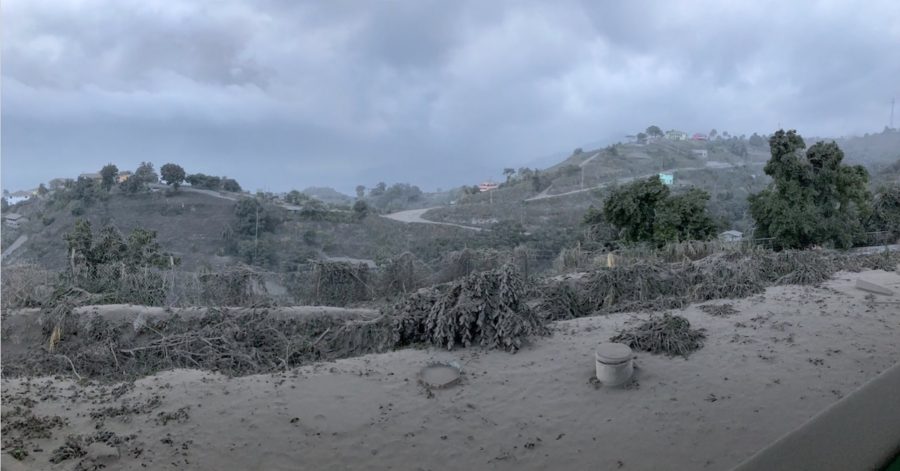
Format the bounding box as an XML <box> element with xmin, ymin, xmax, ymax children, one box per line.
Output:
<box><xmin>3</xmin><ymin>0</ymin><xmax>899</xmax><ymax>193</ymax></box>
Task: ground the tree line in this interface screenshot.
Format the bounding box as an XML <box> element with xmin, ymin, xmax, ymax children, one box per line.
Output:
<box><xmin>585</xmin><ymin>129</ymin><xmax>899</xmax><ymax>249</ymax></box>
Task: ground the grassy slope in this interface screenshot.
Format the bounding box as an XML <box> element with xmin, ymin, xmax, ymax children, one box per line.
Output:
<box><xmin>3</xmin><ymin>188</ymin><xmax>506</xmax><ymax>272</ymax></box>
<box><xmin>427</xmin><ymin>138</ymin><xmax>771</xmax><ymax>232</ymax></box>
<box><xmin>5</xmin><ymin>190</ymin><xmax>236</xmax><ymax>270</ymax></box>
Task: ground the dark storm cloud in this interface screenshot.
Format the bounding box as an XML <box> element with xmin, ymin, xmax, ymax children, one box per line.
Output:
<box><xmin>3</xmin><ymin>0</ymin><xmax>899</xmax><ymax>193</ymax></box>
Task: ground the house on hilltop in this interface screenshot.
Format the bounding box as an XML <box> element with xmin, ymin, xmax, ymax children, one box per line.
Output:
<box><xmin>118</xmin><ymin>171</ymin><xmax>133</xmax><ymax>183</ymax></box>
<box><xmin>479</xmin><ymin>181</ymin><xmax>499</xmax><ymax>192</ymax></box>
<box><xmin>7</xmin><ymin>190</ymin><xmax>33</xmax><ymax>205</ymax></box>
<box><xmin>79</xmin><ymin>172</ymin><xmax>103</xmax><ymax>181</ymax></box>
<box><xmin>3</xmin><ymin>212</ymin><xmax>27</xmax><ymax>228</ymax></box>
<box><xmin>666</xmin><ymin>130</ymin><xmax>688</xmax><ymax>141</ymax></box>
<box><xmin>692</xmin><ymin>133</ymin><xmax>708</xmax><ymax>141</ymax></box>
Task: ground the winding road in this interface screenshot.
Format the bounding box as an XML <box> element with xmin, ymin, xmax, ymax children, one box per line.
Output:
<box><xmin>382</xmin><ymin>208</ymin><xmax>483</xmax><ymax>231</ymax></box>
<box><xmin>525</xmin><ymin>161</ymin><xmax>765</xmax><ymax>202</ymax></box>
<box><xmin>1</xmin><ymin>234</ymin><xmax>28</xmax><ymax>261</ymax></box>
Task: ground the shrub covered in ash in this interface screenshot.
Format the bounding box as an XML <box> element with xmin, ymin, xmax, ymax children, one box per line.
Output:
<box><xmin>538</xmin><ymin>249</ymin><xmax>900</xmax><ymax>318</ymax></box>
<box><xmin>392</xmin><ymin>264</ymin><xmax>545</xmax><ymax>352</ymax></box>
<box><xmin>311</xmin><ymin>261</ymin><xmax>372</xmax><ymax>306</ymax></box>
<box><xmin>611</xmin><ymin>313</ymin><xmax>706</xmax><ymax>357</ymax></box>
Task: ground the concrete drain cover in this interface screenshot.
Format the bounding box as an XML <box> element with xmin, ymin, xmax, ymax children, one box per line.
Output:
<box><xmin>418</xmin><ymin>361</ymin><xmax>462</xmax><ymax>389</ymax></box>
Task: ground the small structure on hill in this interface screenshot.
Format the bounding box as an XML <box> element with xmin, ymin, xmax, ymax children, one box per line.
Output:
<box><xmin>666</xmin><ymin>130</ymin><xmax>688</xmax><ymax>141</ymax></box>
<box><xmin>479</xmin><ymin>181</ymin><xmax>499</xmax><ymax>192</ymax></box>
<box><xmin>691</xmin><ymin>149</ymin><xmax>709</xmax><ymax>158</ymax></box>
<box><xmin>718</xmin><ymin>230</ymin><xmax>743</xmax><ymax>242</ymax></box>
<box><xmin>79</xmin><ymin>172</ymin><xmax>103</xmax><ymax>181</ymax></box>
<box><xmin>658</xmin><ymin>173</ymin><xmax>674</xmax><ymax>186</ymax></box>
<box><xmin>117</xmin><ymin>171</ymin><xmax>133</xmax><ymax>183</ymax></box>
<box><xmin>691</xmin><ymin>133</ymin><xmax>708</xmax><ymax>141</ymax></box>
<box><xmin>3</xmin><ymin>212</ymin><xmax>26</xmax><ymax>228</ymax></box>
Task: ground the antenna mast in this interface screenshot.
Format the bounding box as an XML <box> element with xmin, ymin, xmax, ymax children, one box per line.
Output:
<box><xmin>891</xmin><ymin>97</ymin><xmax>895</xmax><ymax>129</ymax></box>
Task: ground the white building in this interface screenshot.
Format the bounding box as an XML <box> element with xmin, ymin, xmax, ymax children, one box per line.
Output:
<box><xmin>719</xmin><ymin>230</ymin><xmax>743</xmax><ymax>242</ymax></box>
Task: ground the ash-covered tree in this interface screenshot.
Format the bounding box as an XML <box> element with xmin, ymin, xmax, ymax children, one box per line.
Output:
<box><xmin>646</xmin><ymin>125</ymin><xmax>663</xmax><ymax>138</ymax></box>
<box><xmin>134</xmin><ymin>161</ymin><xmax>159</xmax><ymax>184</ymax></box>
<box><xmin>100</xmin><ymin>164</ymin><xmax>119</xmax><ymax>191</ymax></box>
<box><xmin>62</xmin><ymin>220</ymin><xmax>177</xmax><ymax>304</ymax></box>
<box><xmin>120</xmin><ymin>174</ymin><xmax>146</xmax><ymax>194</ymax></box>
<box><xmin>748</xmin><ymin>133</ymin><xmax>767</xmax><ymax>147</ymax></box>
<box><xmin>284</xmin><ymin>190</ymin><xmax>310</xmax><ymax>205</ymax></box>
<box><xmin>64</xmin><ymin>219</ymin><xmax>96</xmax><ymax>265</ymax></box>
<box><xmin>120</xmin><ymin>161</ymin><xmax>159</xmax><ymax>194</ymax></box>
<box><xmin>126</xmin><ymin>228</ymin><xmax>172</xmax><ymax>268</ymax></box>
<box><xmin>160</xmin><ymin>163</ymin><xmax>186</xmax><ymax>190</ymax></box>
<box><xmin>92</xmin><ymin>225</ymin><xmax>128</xmax><ymax>265</ymax></box>
<box><xmin>64</xmin><ymin>220</ymin><xmax>173</xmax><ymax>271</ymax></box>
<box><xmin>371</xmin><ymin>182</ymin><xmax>387</xmax><ymax>196</ymax></box>
<box><xmin>596</xmin><ymin>176</ymin><xmax>716</xmax><ymax>245</ymax></box>
<box><xmin>233</xmin><ymin>198</ymin><xmax>278</xmax><ymax>237</ymax></box>
<box><xmin>652</xmin><ymin>188</ymin><xmax>718</xmax><ymax>243</ymax></box>
<box><xmin>353</xmin><ymin>199</ymin><xmax>369</xmax><ymax>220</ymax></box>
<box><xmin>749</xmin><ymin>130</ymin><xmax>871</xmax><ymax>249</ymax></box>
<box><xmin>73</xmin><ymin>176</ymin><xmax>102</xmax><ymax>205</ymax></box>
<box><xmin>355</xmin><ymin>185</ymin><xmax>366</xmax><ymax>199</ymax></box>
<box><xmin>870</xmin><ymin>184</ymin><xmax>900</xmax><ymax>239</ymax></box>
<box><xmin>222</xmin><ymin>177</ymin><xmax>242</xmax><ymax>192</ymax></box>
<box><xmin>185</xmin><ymin>174</ymin><xmax>221</xmax><ymax>190</ymax></box>
<box><xmin>600</xmin><ymin>177</ymin><xmax>669</xmax><ymax>243</ymax></box>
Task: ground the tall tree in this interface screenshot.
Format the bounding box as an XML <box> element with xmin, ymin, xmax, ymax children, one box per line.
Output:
<box><xmin>870</xmin><ymin>184</ymin><xmax>900</xmax><ymax>239</ymax></box>
<box><xmin>749</xmin><ymin>130</ymin><xmax>871</xmax><ymax>249</ymax></box>
<box><xmin>599</xmin><ymin>177</ymin><xmax>716</xmax><ymax>245</ymax></box>
<box><xmin>646</xmin><ymin>125</ymin><xmax>663</xmax><ymax>137</ymax></box>
<box><xmin>602</xmin><ymin>177</ymin><xmax>670</xmax><ymax>243</ymax></box>
<box><xmin>353</xmin><ymin>199</ymin><xmax>369</xmax><ymax>219</ymax></box>
<box><xmin>64</xmin><ymin>219</ymin><xmax>95</xmax><ymax>266</ymax></box>
<box><xmin>355</xmin><ymin>185</ymin><xmax>366</xmax><ymax>199</ymax></box>
<box><xmin>93</xmin><ymin>226</ymin><xmax>128</xmax><ymax>265</ymax></box>
<box><xmin>134</xmin><ymin>162</ymin><xmax>159</xmax><ymax>184</ymax></box>
<box><xmin>100</xmin><ymin>164</ymin><xmax>119</xmax><ymax>191</ymax></box>
<box><xmin>222</xmin><ymin>178</ymin><xmax>242</xmax><ymax>192</ymax></box>
<box><xmin>160</xmin><ymin>163</ymin><xmax>186</xmax><ymax>190</ymax></box>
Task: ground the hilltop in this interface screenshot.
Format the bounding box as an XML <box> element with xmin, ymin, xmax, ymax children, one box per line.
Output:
<box><xmin>423</xmin><ymin>127</ymin><xmax>899</xmax><ymax>239</ymax></box>
<box><xmin>3</xmin><ymin>127</ymin><xmax>897</xmax><ymax>277</ymax></box>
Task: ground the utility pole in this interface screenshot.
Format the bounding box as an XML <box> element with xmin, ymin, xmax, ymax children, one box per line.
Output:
<box><xmin>891</xmin><ymin>97</ymin><xmax>895</xmax><ymax>129</ymax></box>
<box><xmin>581</xmin><ymin>167</ymin><xmax>584</xmax><ymax>189</ymax></box>
<box><xmin>254</xmin><ymin>205</ymin><xmax>259</xmax><ymax>259</ymax></box>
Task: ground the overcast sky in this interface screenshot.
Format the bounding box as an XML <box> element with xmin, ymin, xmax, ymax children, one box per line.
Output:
<box><xmin>3</xmin><ymin>0</ymin><xmax>899</xmax><ymax>193</ymax></box>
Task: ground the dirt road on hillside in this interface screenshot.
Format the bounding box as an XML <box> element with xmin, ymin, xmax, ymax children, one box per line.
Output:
<box><xmin>1</xmin><ymin>234</ymin><xmax>28</xmax><ymax>261</ymax></box>
<box><xmin>526</xmin><ymin>161</ymin><xmax>764</xmax><ymax>202</ymax></box>
<box><xmin>382</xmin><ymin>208</ymin><xmax>483</xmax><ymax>231</ymax></box>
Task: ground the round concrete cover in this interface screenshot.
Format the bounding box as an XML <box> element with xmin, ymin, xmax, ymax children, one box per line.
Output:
<box><xmin>596</xmin><ymin>343</ymin><xmax>633</xmax><ymax>363</ymax></box>
<box><xmin>418</xmin><ymin>362</ymin><xmax>462</xmax><ymax>389</ymax></box>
